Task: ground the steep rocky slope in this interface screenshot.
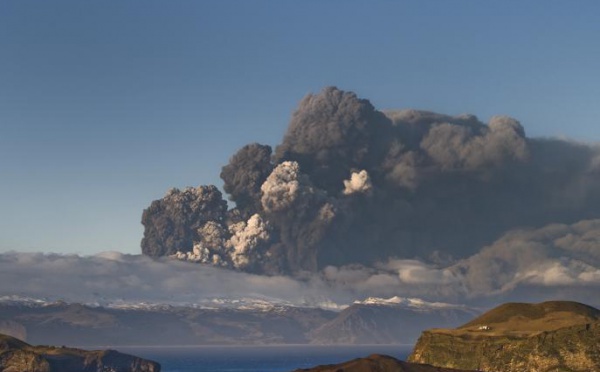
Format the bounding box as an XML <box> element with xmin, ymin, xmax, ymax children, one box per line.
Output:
<box><xmin>0</xmin><ymin>333</ymin><xmax>160</xmax><ymax>372</ymax></box>
<box><xmin>408</xmin><ymin>301</ymin><xmax>600</xmax><ymax>372</ymax></box>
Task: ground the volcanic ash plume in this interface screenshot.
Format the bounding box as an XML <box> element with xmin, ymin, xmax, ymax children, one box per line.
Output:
<box><xmin>343</xmin><ymin>170</ymin><xmax>372</xmax><ymax>195</ymax></box>
<box><xmin>170</xmin><ymin>213</ymin><xmax>271</xmax><ymax>271</ymax></box>
<box><xmin>141</xmin><ymin>86</ymin><xmax>600</xmax><ymax>274</ymax></box>
<box><xmin>141</xmin><ymin>186</ymin><xmax>228</xmax><ymax>257</ymax></box>
<box><xmin>220</xmin><ymin>143</ymin><xmax>273</xmax><ymax>218</ymax></box>
<box><xmin>259</xmin><ymin>161</ymin><xmax>336</xmax><ymax>272</ymax></box>
<box><xmin>229</xmin><ymin>214</ymin><xmax>271</xmax><ymax>269</ymax></box>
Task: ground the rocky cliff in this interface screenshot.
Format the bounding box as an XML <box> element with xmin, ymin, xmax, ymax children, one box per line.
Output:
<box><xmin>408</xmin><ymin>301</ymin><xmax>600</xmax><ymax>372</ymax></box>
<box><xmin>0</xmin><ymin>333</ymin><xmax>160</xmax><ymax>372</ymax></box>
<box><xmin>293</xmin><ymin>354</ymin><xmax>477</xmax><ymax>372</ymax></box>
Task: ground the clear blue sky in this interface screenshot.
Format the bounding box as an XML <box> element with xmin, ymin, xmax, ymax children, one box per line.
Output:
<box><xmin>1</xmin><ymin>1</ymin><xmax>599</xmax><ymax>255</ymax></box>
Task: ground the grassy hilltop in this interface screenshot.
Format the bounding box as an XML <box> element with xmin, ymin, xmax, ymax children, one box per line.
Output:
<box><xmin>409</xmin><ymin>301</ymin><xmax>600</xmax><ymax>372</ymax></box>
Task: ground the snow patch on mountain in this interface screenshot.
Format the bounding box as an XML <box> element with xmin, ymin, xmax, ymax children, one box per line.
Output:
<box><xmin>0</xmin><ymin>295</ymin><xmax>51</xmax><ymax>307</ymax></box>
<box><xmin>354</xmin><ymin>296</ymin><xmax>470</xmax><ymax>311</ymax></box>
<box><xmin>1</xmin><ymin>294</ymin><xmax>469</xmax><ymax>313</ymax></box>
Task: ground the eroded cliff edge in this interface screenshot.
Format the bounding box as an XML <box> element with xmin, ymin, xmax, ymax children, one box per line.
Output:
<box><xmin>408</xmin><ymin>301</ymin><xmax>600</xmax><ymax>372</ymax></box>
<box><xmin>0</xmin><ymin>333</ymin><xmax>160</xmax><ymax>372</ymax></box>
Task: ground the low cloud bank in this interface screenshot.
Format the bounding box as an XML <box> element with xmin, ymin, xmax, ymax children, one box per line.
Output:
<box><xmin>2</xmin><ymin>219</ymin><xmax>600</xmax><ymax>309</ymax></box>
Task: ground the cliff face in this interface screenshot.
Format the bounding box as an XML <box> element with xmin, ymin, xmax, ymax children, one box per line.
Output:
<box><xmin>409</xmin><ymin>301</ymin><xmax>600</xmax><ymax>372</ymax></box>
<box><xmin>0</xmin><ymin>333</ymin><xmax>160</xmax><ymax>372</ymax></box>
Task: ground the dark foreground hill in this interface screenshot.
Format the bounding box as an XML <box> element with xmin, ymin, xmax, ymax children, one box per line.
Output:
<box><xmin>408</xmin><ymin>301</ymin><xmax>600</xmax><ymax>371</ymax></box>
<box><xmin>293</xmin><ymin>354</ymin><xmax>477</xmax><ymax>372</ymax></box>
<box><xmin>0</xmin><ymin>333</ymin><xmax>160</xmax><ymax>372</ymax></box>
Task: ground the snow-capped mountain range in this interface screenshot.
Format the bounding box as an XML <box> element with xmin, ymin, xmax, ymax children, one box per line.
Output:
<box><xmin>0</xmin><ymin>294</ymin><xmax>479</xmax><ymax>346</ymax></box>
<box><xmin>0</xmin><ymin>294</ymin><xmax>469</xmax><ymax>312</ymax></box>
<box><xmin>354</xmin><ymin>296</ymin><xmax>471</xmax><ymax>310</ymax></box>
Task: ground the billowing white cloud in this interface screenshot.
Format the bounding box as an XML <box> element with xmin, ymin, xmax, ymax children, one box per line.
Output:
<box><xmin>260</xmin><ymin>161</ymin><xmax>306</xmax><ymax>213</ymax></box>
<box><xmin>229</xmin><ymin>214</ymin><xmax>271</xmax><ymax>269</ymax></box>
<box><xmin>343</xmin><ymin>170</ymin><xmax>372</xmax><ymax>195</ymax></box>
<box><xmin>384</xmin><ymin>259</ymin><xmax>460</xmax><ymax>285</ymax></box>
<box><xmin>171</xmin><ymin>214</ymin><xmax>271</xmax><ymax>269</ymax></box>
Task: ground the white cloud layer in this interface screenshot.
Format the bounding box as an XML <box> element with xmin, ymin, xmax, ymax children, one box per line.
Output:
<box><xmin>1</xmin><ymin>220</ymin><xmax>599</xmax><ymax>309</ymax></box>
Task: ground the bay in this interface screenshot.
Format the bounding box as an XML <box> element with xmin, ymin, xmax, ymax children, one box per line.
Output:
<box><xmin>117</xmin><ymin>345</ymin><xmax>413</xmax><ymax>372</ymax></box>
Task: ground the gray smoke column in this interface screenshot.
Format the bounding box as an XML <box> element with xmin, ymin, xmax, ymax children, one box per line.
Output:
<box><xmin>142</xmin><ymin>86</ymin><xmax>600</xmax><ymax>275</ymax></box>
<box><xmin>274</xmin><ymin>87</ymin><xmax>392</xmax><ymax>194</ymax></box>
<box><xmin>172</xmin><ymin>213</ymin><xmax>271</xmax><ymax>271</ymax></box>
<box><xmin>260</xmin><ymin>161</ymin><xmax>336</xmax><ymax>272</ymax></box>
<box><xmin>420</xmin><ymin>115</ymin><xmax>528</xmax><ymax>171</ymax></box>
<box><xmin>228</xmin><ymin>213</ymin><xmax>271</xmax><ymax>269</ymax></box>
<box><xmin>220</xmin><ymin>143</ymin><xmax>273</xmax><ymax>217</ymax></box>
<box><xmin>141</xmin><ymin>186</ymin><xmax>228</xmax><ymax>257</ymax></box>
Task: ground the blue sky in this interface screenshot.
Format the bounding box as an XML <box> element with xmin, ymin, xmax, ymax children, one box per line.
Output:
<box><xmin>1</xmin><ymin>1</ymin><xmax>600</xmax><ymax>255</ymax></box>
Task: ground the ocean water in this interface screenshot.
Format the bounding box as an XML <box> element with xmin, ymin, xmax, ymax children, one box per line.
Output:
<box><xmin>117</xmin><ymin>345</ymin><xmax>413</xmax><ymax>372</ymax></box>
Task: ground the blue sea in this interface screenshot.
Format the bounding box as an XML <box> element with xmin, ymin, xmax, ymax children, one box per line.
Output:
<box><xmin>117</xmin><ymin>345</ymin><xmax>413</xmax><ymax>372</ymax></box>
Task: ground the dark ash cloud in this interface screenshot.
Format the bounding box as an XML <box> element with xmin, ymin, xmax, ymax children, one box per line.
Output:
<box><xmin>141</xmin><ymin>86</ymin><xmax>600</xmax><ymax>276</ymax></box>
<box><xmin>453</xmin><ymin>219</ymin><xmax>600</xmax><ymax>295</ymax></box>
<box><xmin>220</xmin><ymin>143</ymin><xmax>273</xmax><ymax>218</ymax></box>
<box><xmin>141</xmin><ymin>186</ymin><xmax>227</xmax><ymax>257</ymax></box>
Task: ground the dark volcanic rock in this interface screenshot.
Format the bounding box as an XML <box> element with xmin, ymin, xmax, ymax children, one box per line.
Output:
<box><xmin>0</xmin><ymin>333</ymin><xmax>160</xmax><ymax>372</ymax></box>
<box><xmin>293</xmin><ymin>354</ymin><xmax>476</xmax><ymax>372</ymax></box>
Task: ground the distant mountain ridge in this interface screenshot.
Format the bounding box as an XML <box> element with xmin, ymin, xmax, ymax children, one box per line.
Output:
<box><xmin>0</xmin><ymin>295</ymin><xmax>340</xmax><ymax>312</ymax></box>
<box><xmin>0</xmin><ymin>295</ymin><xmax>475</xmax><ymax>346</ymax></box>
<box><xmin>354</xmin><ymin>296</ymin><xmax>474</xmax><ymax>310</ymax></box>
<box><xmin>310</xmin><ymin>301</ymin><xmax>477</xmax><ymax>345</ymax></box>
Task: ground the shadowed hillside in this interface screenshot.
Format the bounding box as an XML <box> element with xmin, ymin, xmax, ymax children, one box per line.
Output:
<box><xmin>0</xmin><ymin>333</ymin><xmax>160</xmax><ymax>372</ymax></box>
<box><xmin>293</xmin><ymin>354</ymin><xmax>477</xmax><ymax>372</ymax></box>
